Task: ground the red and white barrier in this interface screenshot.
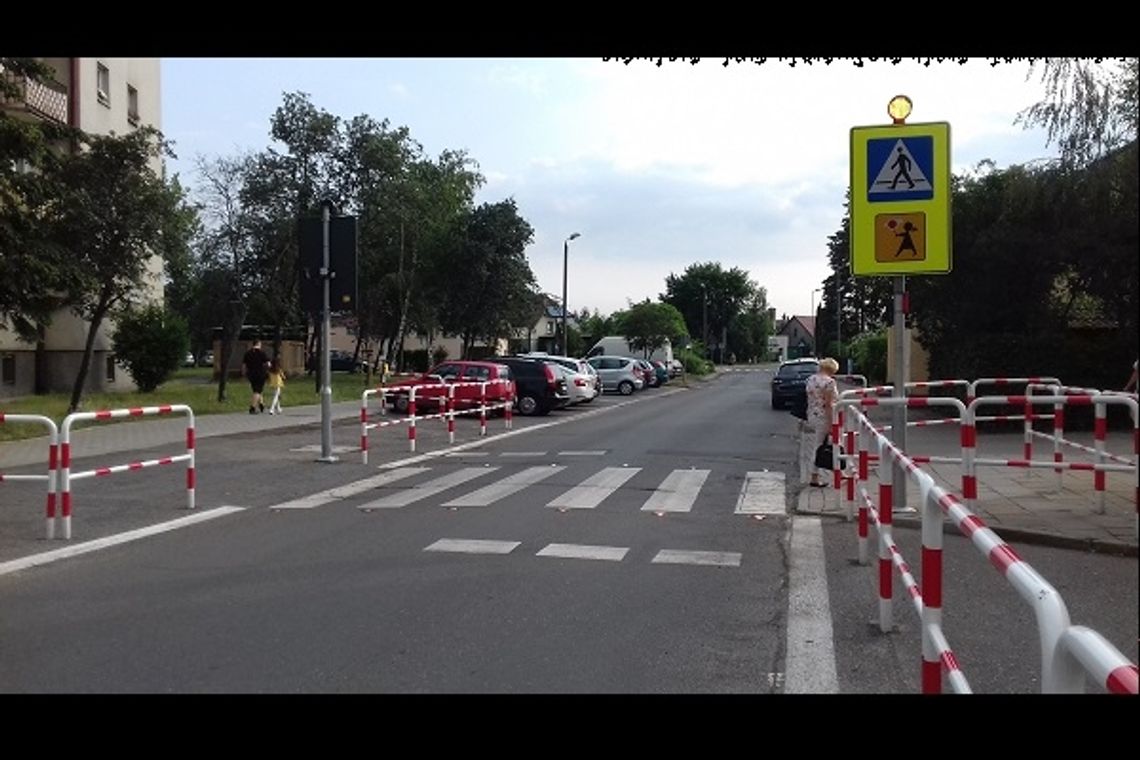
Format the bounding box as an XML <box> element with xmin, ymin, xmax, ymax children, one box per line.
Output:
<box><xmin>360</xmin><ymin>380</ymin><xmax>514</xmax><ymax>462</ymax></box>
<box><xmin>838</xmin><ymin>397</ymin><xmax>1138</xmax><ymax>694</ymax></box>
<box><xmin>59</xmin><ymin>404</ymin><xmax>195</xmax><ymax>540</ymax></box>
<box><xmin>967</xmin><ymin>394</ymin><xmax>1137</xmax><ymax>521</ymax></box>
<box><xmin>0</xmin><ymin>413</ymin><xmax>60</xmax><ymax>539</ymax></box>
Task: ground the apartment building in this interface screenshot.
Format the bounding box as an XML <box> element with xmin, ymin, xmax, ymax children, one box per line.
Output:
<box><xmin>1</xmin><ymin>57</ymin><xmax>163</xmax><ymax>398</ymax></box>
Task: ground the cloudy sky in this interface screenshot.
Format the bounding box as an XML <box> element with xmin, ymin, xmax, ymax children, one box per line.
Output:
<box><xmin>162</xmin><ymin>57</ymin><xmax>1065</xmax><ymax>322</ymax></box>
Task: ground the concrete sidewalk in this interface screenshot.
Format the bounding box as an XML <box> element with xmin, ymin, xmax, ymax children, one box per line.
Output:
<box><xmin>796</xmin><ymin>422</ymin><xmax>1137</xmax><ymax>556</ymax></box>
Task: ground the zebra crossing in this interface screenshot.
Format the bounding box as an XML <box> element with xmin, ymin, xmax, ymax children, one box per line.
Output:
<box><xmin>316</xmin><ymin>461</ymin><xmax>789</xmax><ymax>516</ymax></box>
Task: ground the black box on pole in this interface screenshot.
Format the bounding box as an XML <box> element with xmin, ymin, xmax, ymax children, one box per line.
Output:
<box><xmin>298</xmin><ymin>215</ymin><xmax>358</xmax><ymax>315</ymax></box>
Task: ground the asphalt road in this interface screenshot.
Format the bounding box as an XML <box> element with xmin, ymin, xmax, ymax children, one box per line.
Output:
<box><xmin>0</xmin><ymin>368</ymin><xmax>1135</xmax><ymax>694</ymax></box>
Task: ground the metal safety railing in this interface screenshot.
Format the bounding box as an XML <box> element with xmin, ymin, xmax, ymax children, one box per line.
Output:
<box><xmin>360</xmin><ymin>380</ymin><xmax>514</xmax><ymax>461</ymax></box>
<box><xmin>59</xmin><ymin>405</ymin><xmax>196</xmax><ymax>540</ymax></box>
<box><xmin>0</xmin><ymin>413</ymin><xmax>60</xmax><ymax>539</ymax></box>
<box><xmin>837</xmin><ymin>396</ymin><xmax>1138</xmax><ymax>694</ymax></box>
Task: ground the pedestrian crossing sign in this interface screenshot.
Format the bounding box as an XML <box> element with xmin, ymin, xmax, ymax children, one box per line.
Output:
<box><xmin>850</xmin><ymin>121</ymin><xmax>951</xmax><ymax>275</ymax></box>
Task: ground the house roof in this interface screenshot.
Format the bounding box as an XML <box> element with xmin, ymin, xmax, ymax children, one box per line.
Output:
<box><xmin>778</xmin><ymin>316</ymin><xmax>815</xmax><ymax>339</ymax></box>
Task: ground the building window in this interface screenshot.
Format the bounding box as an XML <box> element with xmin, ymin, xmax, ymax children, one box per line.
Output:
<box><xmin>105</xmin><ymin>355</ymin><xmax>116</xmax><ymax>383</ymax></box>
<box><xmin>546</xmin><ymin>321</ymin><xmax>555</xmax><ymax>335</ymax></box>
<box><xmin>127</xmin><ymin>84</ymin><xmax>139</xmax><ymax>125</ymax></box>
<box><xmin>96</xmin><ymin>63</ymin><xmax>110</xmax><ymax>106</ymax></box>
<box><xmin>1</xmin><ymin>354</ymin><xmax>14</xmax><ymax>385</ymax></box>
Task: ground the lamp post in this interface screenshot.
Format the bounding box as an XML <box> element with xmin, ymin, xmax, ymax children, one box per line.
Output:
<box><xmin>700</xmin><ymin>283</ymin><xmax>708</xmax><ymax>359</ymax></box>
<box><xmin>835</xmin><ymin>276</ymin><xmax>842</xmax><ymax>370</ymax></box>
<box><xmin>811</xmin><ymin>287</ymin><xmax>822</xmax><ymax>356</ymax></box>
<box><xmin>561</xmin><ymin>232</ymin><xmax>580</xmax><ymax>355</ymax></box>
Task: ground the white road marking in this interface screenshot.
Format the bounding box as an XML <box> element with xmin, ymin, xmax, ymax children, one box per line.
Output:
<box><xmin>536</xmin><ymin>543</ymin><xmax>629</xmax><ymax>561</ymax></box>
<box><xmin>651</xmin><ymin>549</ymin><xmax>741</xmax><ymax>567</ymax></box>
<box><xmin>546</xmin><ymin>467</ymin><xmax>641</xmax><ymax>510</ymax></box>
<box><xmin>272</xmin><ymin>467</ymin><xmax>428</xmax><ymax>510</ymax></box>
<box><xmin>640</xmin><ymin>469</ymin><xmax>710</xmax><ymax>513</ymax></box>
<box><xmin>558</xmin><ymin>450</ymin><xmax>607</xmax><ymax>456</ymax></box>
<box><xmin>424</xmin><ymin>538</ymin><xmax>520</xmax><ymax>555</ymax></box>
<box><xmin>358</xmin><ymin>467</ymin><xmax>495</xmax><ymax>509</ymax></box>
<box><xmin>734</xmin><ymin>471</ymin><xmax>787</xmax><ymax>515</ymax></box>
<box><xmin>444</xmin><ymin>451</ymin><xmax>490</xmax><ymax>458</ymax></box>
<box><xmin>442</xmin><ymin>466</ymin><xmax>564</xmax><ymax>507</ymax></box>
<box><xmin>0</xmin><ymin>507</ymin><xmax>246</xmax><ymax>577</ymax></box>
<box><xmin>500</xmin><ymin>451</ymin><xmax>547</xmax><ymax>457</ymax></box>
<box><xmin>784</xmin><ymin>517</ymin><xmax>840</xmax><ymax>694</ymax></box>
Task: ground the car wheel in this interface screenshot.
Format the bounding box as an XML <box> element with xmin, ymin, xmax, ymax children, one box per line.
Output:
<box><xmin>618</xmin><ymin>380</ymin><xmax>634</xmax><ymax>396</ymax></box>
<box><xmin>394</xmin><ymin>395</ymin><xmax>410</xmax><ymax>414</ymax></box>
<box><xmin>517</xmin><ymin>395</ymin><xmax>539</xmax><ymax>416</ymax></box>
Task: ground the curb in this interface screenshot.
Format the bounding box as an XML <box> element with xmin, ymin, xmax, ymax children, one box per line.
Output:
<box><xmin>793</xmin><ymin>488</ymin><xmax>1138</xmax><ymax>558</ymax></box>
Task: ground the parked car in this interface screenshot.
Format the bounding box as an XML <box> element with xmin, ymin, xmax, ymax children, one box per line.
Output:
<box><xmin>548</xmin><ymin>361</ymin><xmax>596</xmax><ymax>406</ymax></box>
<box><xmin>487</xmin><ymin>356</ymin><xmax>570</xmax><ymax>416</ymax></box>
<box><xmin>635</xmin><ymin>359</ymin><xmax>660</xmax><ymax>388</ymax></box>
<box><xmin>650</xmin><ymin>360</ymin><xmax>670</xmax><ymax>386</ymax></box>
<box><xmin>382</xmin><ymin>360</ymin><xmax>514</xmax><ymax>414</ymax></box>
<box><xmin>306</xmin><ymin>349</ymin><xmax>364</xmax><ymax>374</ymax></box>
<box><xmin>200</xmin><ymin>350</ymin><xmax>214</xmax><ymax>368</ymax></box>
<box><xmin>770</xmin><ymin>357</ymin><xmax>819</xmax><ymax>410</ymax></box>
<box><xmin>586</xmin><ymin>355</ymin><xmax>644</xmax><ymax>396</ymax></box>
<box><xmin>520</xmin><ymin>353</ymin><xmax>599</xmax><ymax>403</ymax></box>
<box><xmin>183</xmin><ymin>352</ymin><xmax>196</xmax><ymax>368</ymax></box>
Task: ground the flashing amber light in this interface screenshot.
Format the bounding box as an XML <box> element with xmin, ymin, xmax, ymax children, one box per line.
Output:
<box><xmin>888</xmin><ymin>95</ymin><xmax>913</xmax><ymax>124</ymax></box>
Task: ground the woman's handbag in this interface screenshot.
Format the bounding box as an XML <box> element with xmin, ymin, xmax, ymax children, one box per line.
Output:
<box><xmin>815</xmin><ymin>441</ymin><xmax>847</xmax><ymax>470</ymax></box>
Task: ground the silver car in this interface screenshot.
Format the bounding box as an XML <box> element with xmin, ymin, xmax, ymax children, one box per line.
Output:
<box><xmin>586</xmin><ymin>355</ymin><xmax>644</xmax><ymax>395</ymax></box>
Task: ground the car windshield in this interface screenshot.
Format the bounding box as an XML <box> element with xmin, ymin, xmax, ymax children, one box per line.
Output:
<box><xmin>778</xmin><ymin>363</ymin><xmax>818</xmax><ymax>378</ymax></box>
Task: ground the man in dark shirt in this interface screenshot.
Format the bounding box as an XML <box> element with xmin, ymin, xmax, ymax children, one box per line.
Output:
<box><xmin>241</xmin><ymin>340</ymin><xmax>270</xmax><ymax>414</ymax></box>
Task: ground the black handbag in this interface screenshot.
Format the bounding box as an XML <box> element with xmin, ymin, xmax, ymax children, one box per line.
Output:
<box><xmin>815</xmin><ymin>441</ymin><xmax>847</xmax><ymax>470</ymax></box>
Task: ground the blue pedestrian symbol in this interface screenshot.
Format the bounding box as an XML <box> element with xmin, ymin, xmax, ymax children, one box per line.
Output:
<box><xmin>867</xmin><ymin>136</ymin><xmax>934</xmax><ymax>202</ymax></box>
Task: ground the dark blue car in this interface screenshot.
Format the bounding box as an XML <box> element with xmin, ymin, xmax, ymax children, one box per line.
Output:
<box><xmin>770</xmin><ymin>358</ymin><xmax>819</xmax><ymax>410</ymax></box>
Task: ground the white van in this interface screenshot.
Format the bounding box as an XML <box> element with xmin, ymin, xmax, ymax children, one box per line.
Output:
<box><xmin>585</xmin><ymin>336</ymin><xmax>673</xmax><ymax>366</ymax></box>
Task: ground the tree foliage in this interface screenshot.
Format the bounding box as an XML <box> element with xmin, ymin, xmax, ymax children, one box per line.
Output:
<box><xmin>661</xmin><ymin>262</ymin><xmax>759</xmax><ymax>359</ymax></box>
<box><xmin>1017</xmin><ymin>58</ymin><xmax>1138</xmax><ymax>168</ymax></box>
<box><xmin>436</xmin><ymin>199</ymin><xmax>536</xmax><ymax>357</ymax></box>
<box><xmin>621</xmin><ymin>300</ymin><xmax>688</xmax><ymax>358</ymax></box>
<box><xmin>50</xmin><ymin>126</ymin><xmax>191</xmax><ymax>411</ymax></box>
<box><xmin>0</xmin><ymin>57</ymin><xmax>76</xmax><ymax>340</ymax></box>
<box><xmin>110</xmin><ymin>304</ymin><xmax>189</xmax><ymax>392</ymax></box>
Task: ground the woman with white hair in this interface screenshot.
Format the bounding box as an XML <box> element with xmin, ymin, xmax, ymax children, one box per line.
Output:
<box><xmin>801</xmin><ymin>357</ymin><xmax>839</xmax><ymax>487</ymax></box>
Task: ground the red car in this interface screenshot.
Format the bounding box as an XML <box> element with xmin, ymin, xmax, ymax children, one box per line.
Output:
<box><xmin>382</xmin><ymin>361</ymin><xmax>514</xmax><ymax>414</ymax></box>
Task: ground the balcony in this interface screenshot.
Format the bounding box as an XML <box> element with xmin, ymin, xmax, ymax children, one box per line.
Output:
<box><xmin>1</xmin><ymin>65</ymin><xmax>69</xmax><ymax>124</ymax></box>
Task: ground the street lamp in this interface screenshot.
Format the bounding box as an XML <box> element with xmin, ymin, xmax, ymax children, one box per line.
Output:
<box><xmin>811</xmin><ymin>287</ymin><xmax>822</xmax><ymax>356</ymax></box>
<box><xmin>700</xmin><ymin>283</ymin><xmax>708</xmax><ymax>359</ymax></box>
<box><xmin>561</xmin><ymin>232</ymin><xmax>580</xmax><ymax>355</ymax></box>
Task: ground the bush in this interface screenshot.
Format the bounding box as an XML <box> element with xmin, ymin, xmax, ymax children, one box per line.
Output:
<box><xmin>111</xmin><ymin>304</ymin><xmax>190</xmax><ymax>392</ymax></box>
<box><xmin>848</xmin><ymin>329</ymin><xmax>888</xmax><ymax>385</ymax></box>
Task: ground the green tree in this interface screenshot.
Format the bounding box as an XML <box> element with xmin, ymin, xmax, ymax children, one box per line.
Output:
<box><xmin>661</xmin><ymin>263</ymin><xmax>758</xmax><ymax>361</ymax></box>
<box><xmin>51</xmin><ymin>127</ymin><xmax>191</xmax><ymax>412</ymax></box>
<box><xmin>110</xmin><ymin>304</ymin><xmax>189</xmax><ymax>392</ymax></box>
<box><xmin>1018</xmin><ymin>58</ymin><xmax>1138</xmax><ymax>168</ymax></box>
<box><xmin>194</xmin><ymin>153</ymin><xmax>257</xmax><ymax>401</ymax></box>
<box><xmin>622</xmin><ymin>300</ymin><xmax>688</xmax><ymax>358</ymax></box>
<box><xmin>437</xmin><ymin>199</ymin><xmax>536</xmax><ymax>357</ymax></box>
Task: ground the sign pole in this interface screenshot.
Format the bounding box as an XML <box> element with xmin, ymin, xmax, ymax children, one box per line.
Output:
<box><xmin>892</xmin><ymin>275</ymin><xmax>907</xmax><ymax>511</ymax></box>
<box><xmin>318</xmin><ymin>201</ymin><xmax>338</xmax><ymax>463</ymax></box>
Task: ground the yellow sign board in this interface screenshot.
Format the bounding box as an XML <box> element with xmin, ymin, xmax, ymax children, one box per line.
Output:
<box><xmin>850</xmin><ymin>122</ymin><xmax>950</xmax><ymax>275</ymax></box>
